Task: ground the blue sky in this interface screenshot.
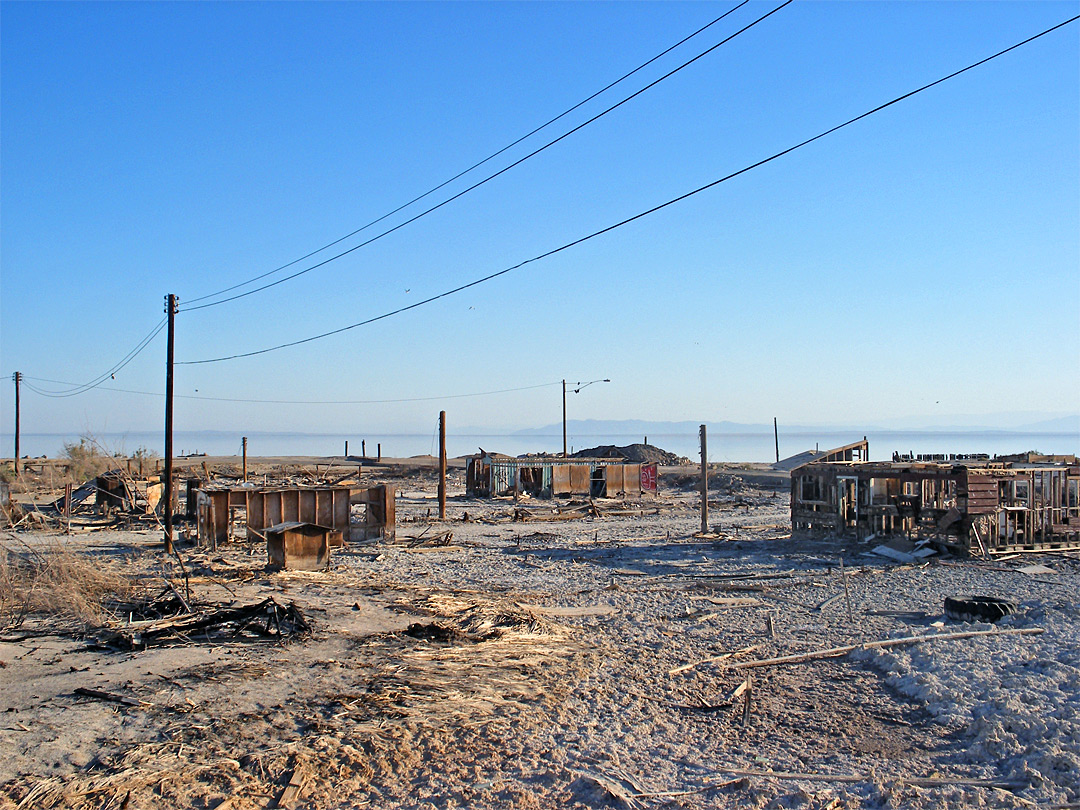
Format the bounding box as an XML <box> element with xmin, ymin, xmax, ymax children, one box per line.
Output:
<box><xmin>2</xmin><ymin>0</ymin><xmax>1078</xmax><ymax>442</ymax></box>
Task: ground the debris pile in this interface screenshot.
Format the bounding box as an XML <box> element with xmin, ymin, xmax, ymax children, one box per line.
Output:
<box><xmin>572</xmin><ymin>443</ymin><xmax>689</xmax><ymax>465</ymax></box>
<box><xmin>100</xmin><ymin>596</ymin><xmax>310</xmax><ymax>648</ymax></box>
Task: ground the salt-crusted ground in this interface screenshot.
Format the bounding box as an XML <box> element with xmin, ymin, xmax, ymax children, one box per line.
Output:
<box><xmin>1</xmin><ymin>469</ymin><xmax>1077</xmax><ymax>809</ymax></box>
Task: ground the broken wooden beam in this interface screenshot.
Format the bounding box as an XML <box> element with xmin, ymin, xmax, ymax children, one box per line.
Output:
<box><xmin>731</xmin><ymin>627</ymin><xmax>1044</xmax><ymax>670</ymax></box>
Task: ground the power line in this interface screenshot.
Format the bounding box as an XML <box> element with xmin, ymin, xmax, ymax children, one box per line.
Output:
<box><xmin>178</xmin><ymin>12</ymin><xmax>1078</xmax><ymax>366</ymax></box>
<box><xmin>14</xmin><ymin>318</ymin><xmax>168</xmax><ymax>397</ymax></box>
<box><xmin>181</xmin><ymin>4</ymin><xmax>749</xmax><ymax>309</ymax></box>
<box><xmin>19</xmin><ymin>378</ymin><xmax>563</xmax><ymax>404</ymax></box>
<box><xmin>179</xmin><ymin>0</ymin><xmax>787</xmax><ymax>313</ymax></box>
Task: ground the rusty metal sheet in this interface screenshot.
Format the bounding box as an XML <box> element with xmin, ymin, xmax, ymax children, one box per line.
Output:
<box><xmin>570</xmin><ymin>465</ymin><xmax>591</xmax><ymax>494</ymax></box>
<box><xmin>552</xmin><ymin>465</ymin><xmax>571</xmax><ymax>495</ymax></box>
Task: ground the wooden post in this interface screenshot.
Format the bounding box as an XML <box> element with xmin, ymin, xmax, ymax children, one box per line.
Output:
<box><xmin>362</xmin><ymin>439</ymin><xmax>366</xmax><ymax>458</ymax></box>
<box><xmin>377</xmin><ymin>442</ymin><xmax>381</xmax><ymax>461</ymax></box>
<box><xmin>562</xmin><ymin>380</ymin><xmax>568</xmax><ymax>458</ymax></box>
<box><xmin>774</xmin><ymin>417</ymin><xmax>779</xmax><ymax>464</ymax></box>
<box><xmin>699</xmin><ymin>424</ymin><xmax>708</xmax><ymax>535</ymax></box>
<box><xmin>344</xmin><ymin>440</ymin><xmax>348</xmax><ymax>457</ymax></box>
<box><xmin>64</xmin><ymin>482</ymin><xmax>72</xmax><ymax>534</ymax></box>
<box><xmin>163</xmin><ymin>293</ymin><xmax>177</xmax><ymax>555</ymax></box>
<box><xmin>438</xmin><ymin>411</ymin><xmax>447</xmax><ymax>521</ymax></box>
<box><xmin>12</xmin><ymin>372</ymin><xmax>20</xmax><ymax>475</ymax></box>
<box><xmin>242</xmin><ymin>436</ymin><xmax>248</xmax><ymax>482</ymax></box>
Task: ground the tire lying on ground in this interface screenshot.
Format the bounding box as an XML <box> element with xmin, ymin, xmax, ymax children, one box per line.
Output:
<box><xmin>944</xmin><ymin>596</ymin><xmax>1017</xmax><ymax>623</ymax></box>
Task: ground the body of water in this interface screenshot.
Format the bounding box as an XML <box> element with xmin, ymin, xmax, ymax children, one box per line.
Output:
<box><xmin>3</xmin><ymin>429</ymin><xmax>1077</xmax><ymax>464</ymax></box>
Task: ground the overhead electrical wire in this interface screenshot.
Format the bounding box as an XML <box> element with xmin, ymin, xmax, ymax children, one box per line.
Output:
<box><xmin>19</xmin><ymin>378</ymin><xmax>563</xmax><ymax>405</ymax></box>
<box><xmin>16</xmin><ymin>317</ymin><xmax>168</xmax><ymax>397</ymax></box>
<box><xmin>181</xmin><ymin>3</ymin><xmax>749</xmax><ymax>309</ymax></box>
<box><xmin>179</xmin><ymin>0</ymin><xmax>788</xmax><ymax>313</ymax></box>
<box><xmin>178</xmin><ymin>13</ymin><xmax>1079</xmax><ymax>366</ymax></box>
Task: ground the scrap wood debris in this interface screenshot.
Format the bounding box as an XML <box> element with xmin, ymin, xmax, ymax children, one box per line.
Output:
<box><xmin>98</xmin><ymin>597</ymin><xmax>310</xmax><ymax>648</ymax></box>
<box><xmin>397</xmin><ymin>595</ymin><xmax>570</xmax><ymax>644</ymax></box>
<box><xmin>402</xmin><ymin>528</ymin><xmax>454</xmax><ymax>548</ymax></box>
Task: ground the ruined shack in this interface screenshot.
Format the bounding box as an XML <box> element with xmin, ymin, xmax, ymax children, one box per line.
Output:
<box><xmin>466</xmin><ymin>453</ymin><xmax>655</xmax><ymax>499</ymax></box>
<box><xmin>193</xmin><ymin>484</ymin><xmax>394</xmax><ymax>546</ymax></box>
<box><xmin>791</xmin><ymin>458</ymin><xmax>1080</xmax><ymax>554</ymax></box>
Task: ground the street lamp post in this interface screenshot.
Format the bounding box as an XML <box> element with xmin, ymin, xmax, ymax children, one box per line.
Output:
<box><xmin>562</xmin><ymin>379</ymin><xmax>610</xmax><ymax>457</ymax></box>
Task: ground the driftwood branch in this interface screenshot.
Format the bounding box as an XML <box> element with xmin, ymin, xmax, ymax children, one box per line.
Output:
<box><xmin>668</xmin><ymin>644</ymin><xmax>760</xmax><ymax>676</ymax></box>
<box><xmin>731</xmin><ymin>627</ymin><xmax>1044</xmax><ymax>670</ymax></box>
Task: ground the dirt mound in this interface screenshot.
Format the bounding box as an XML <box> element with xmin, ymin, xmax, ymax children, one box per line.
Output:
<box><xmin>571</xmin><ymin>443</ymin><xmax>689</xmax><ymax>466</ymax></box>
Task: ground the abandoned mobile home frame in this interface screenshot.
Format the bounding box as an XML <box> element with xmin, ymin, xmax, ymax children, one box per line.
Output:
<box><xmin>192</xmin><ymin>484</ymin><xmax>395</xmax><ymax>547</ymax></box>
<box><xmin>791</xmin><ymin>453</ymin><xmax>1080</xmax><ymax>553</ymax></box>
<box><xmin>466</xmin><ymin>453</ymin><xmax>656</xmax><ymax>499</ymax></box>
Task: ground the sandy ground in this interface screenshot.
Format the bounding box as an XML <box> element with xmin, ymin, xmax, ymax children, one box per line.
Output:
<box><xmin>1</xmin><ymin>465</ymin><xmax>1078</xmax><ymax>810</ymax></box>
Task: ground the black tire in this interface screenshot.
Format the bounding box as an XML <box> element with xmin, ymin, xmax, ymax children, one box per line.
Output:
<box><xmin>944</xmin><ymin>596</ymin><xmax>1017</xmax><ymax>623</ymax></box>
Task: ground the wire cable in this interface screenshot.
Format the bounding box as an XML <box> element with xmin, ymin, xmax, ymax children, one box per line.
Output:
<box><xmin>180</xmin><ymin>3</ymin><xmax>750</xmax><ymax>309</ymax></box>
<box><xmin>178</xmin><ymin>14</ymin><xmax>1078</xmax><ymax>366</ymax></box>
<box><xmin>17</xmin><ymin>318</ymin><xmax>168</xmax><ymax>397</ymax></box>
<box><xmin>179</xmin><ymin>0</ymin><xmax>787</xmax><ymax>313</ymax></box>
<box><xmin>181</xmin><ymin>14</ymin><xmax>1075</xmax><ymax>367</ymax></box>
<box><xmin>19</xmin><ymin>378</ymin><xmax>563</xmax><ymax>404</ymax></box>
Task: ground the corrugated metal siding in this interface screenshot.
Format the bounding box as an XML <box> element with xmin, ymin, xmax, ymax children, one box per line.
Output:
<box><xmin>491</xmin><ymin>463</ymin><xmax>513</xmax><ymax>495</ymax></box>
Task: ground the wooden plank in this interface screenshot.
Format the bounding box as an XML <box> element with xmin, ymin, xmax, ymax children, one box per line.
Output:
<box><xmin>277</xmin><ymin>766</ymin><xmax>306</xmax><ymax>810</ymax></box>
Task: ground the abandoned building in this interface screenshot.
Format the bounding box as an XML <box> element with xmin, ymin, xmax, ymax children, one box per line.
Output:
<box><xmin>791</xmin><ymin>457</ymin><xmax>1080</xmax><ymax>554</ymax></box>
<box><xmin>192</xmin><ymin>483</ymin><xmax>395</xmax><ymax>547</ymax></box>
<box><xmin>466</xmin><ymin>452</ymin><xmax>656</xmax><ymax>499</ymax></box>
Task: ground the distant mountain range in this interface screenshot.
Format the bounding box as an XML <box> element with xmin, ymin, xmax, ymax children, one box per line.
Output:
<box><xmin>457</xmin><ymin>414</ymin><xmax>1080</xmax><ymax>437</ymax></box>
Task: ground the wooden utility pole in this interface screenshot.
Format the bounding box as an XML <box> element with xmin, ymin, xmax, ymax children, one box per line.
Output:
<box><xmin>699</xmin><ymin>424</ymin><xmax>708</xmax><ymax>535</ymax></box>
<box><xmin>562</xmin><ymin>380</ymin><xmax>568</xmax><ymax>458</ymax></box>
<box><xmin>438</xmin><ymin>410</ymin><xmax>447</xmax><ymax>520</ymax></box>
<box><xmin>774</xmin><ymin>417</ymin><xmax>780</xmax><ymax>464</ymax></box>
<box><xmin>242</xmin><ymin>436</ymin><xmax>248</xmax><ymax>482</ymax></box>
<box><xmin>12</xmin><ymin>372</ymin><xmax>21</xmax><ymax>475</ymax></box>
<box><xmin>163</xmin><ymin>294</ymin><xmax>177</xmax><ymax>554</ymax></box>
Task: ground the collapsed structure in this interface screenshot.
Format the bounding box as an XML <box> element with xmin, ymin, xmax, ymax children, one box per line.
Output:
<box><xmin>466</xmin><ymin>452</ymin><xmax>657</xmax><ymax>499</ymax></box>
<box><xmin>192</xmin><ymin>483</ymin><xmax>395</xmax><ymax>547</ymax></box>
<box><xmin>791</xmin><ymin>455</ymin><xmax>1080</xmax><ymax>554</ymax></box>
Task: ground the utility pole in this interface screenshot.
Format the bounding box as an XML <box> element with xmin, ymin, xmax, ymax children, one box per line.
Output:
<box><xmin>562</xmin><ymin>380</ymin><xmax>567</xmax><ymax>458</ymax></box>
<box><xmin>699</xmin><ymin>424</ymin><xmax>708</xmax><ymax>535</ymax></box>
<box><xmin>774</xmin><ymin>417</ymin><xmax>780</xmax><ymax>464</ymax></box>
<box><xmin>438</xmin><ymin>411</ymin><xmax>447</xmax><ymax>520</ymax></box>
<box><xmin>12</xmin><ymin>372</ymin><xmax>21</xmax><ymax>475</ymax></box>
<box><xmin>163</xmin><ymin>294</ymin><xmax>178</xmax><ymax>554</ymax></box>
<box><xmin>242</xmin><ymin>436</ymin><xmax>248</xmax><ymax>482</ymax></box>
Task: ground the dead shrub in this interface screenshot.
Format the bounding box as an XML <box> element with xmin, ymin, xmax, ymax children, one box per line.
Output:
<box><xmin>0</xmin><ymin>541</ymin><xmax>137</xmax><ymax>631</ymax></box>
<box><xmin>61</xmin><ymin>436</ymin><xmax>115</xmax><ymax>483</ymax></box>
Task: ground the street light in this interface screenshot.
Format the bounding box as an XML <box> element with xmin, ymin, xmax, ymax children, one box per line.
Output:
<box><xmin>563</xmin><ymin>378</ymin><xmax>611</xmax><ymax>457</ymax></box>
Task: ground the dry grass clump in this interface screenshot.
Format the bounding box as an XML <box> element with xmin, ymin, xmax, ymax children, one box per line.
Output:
<box><xmin>0</xmin><ymin>541</ymin><xmax>137</xmax><ymax>631</ymax></box>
